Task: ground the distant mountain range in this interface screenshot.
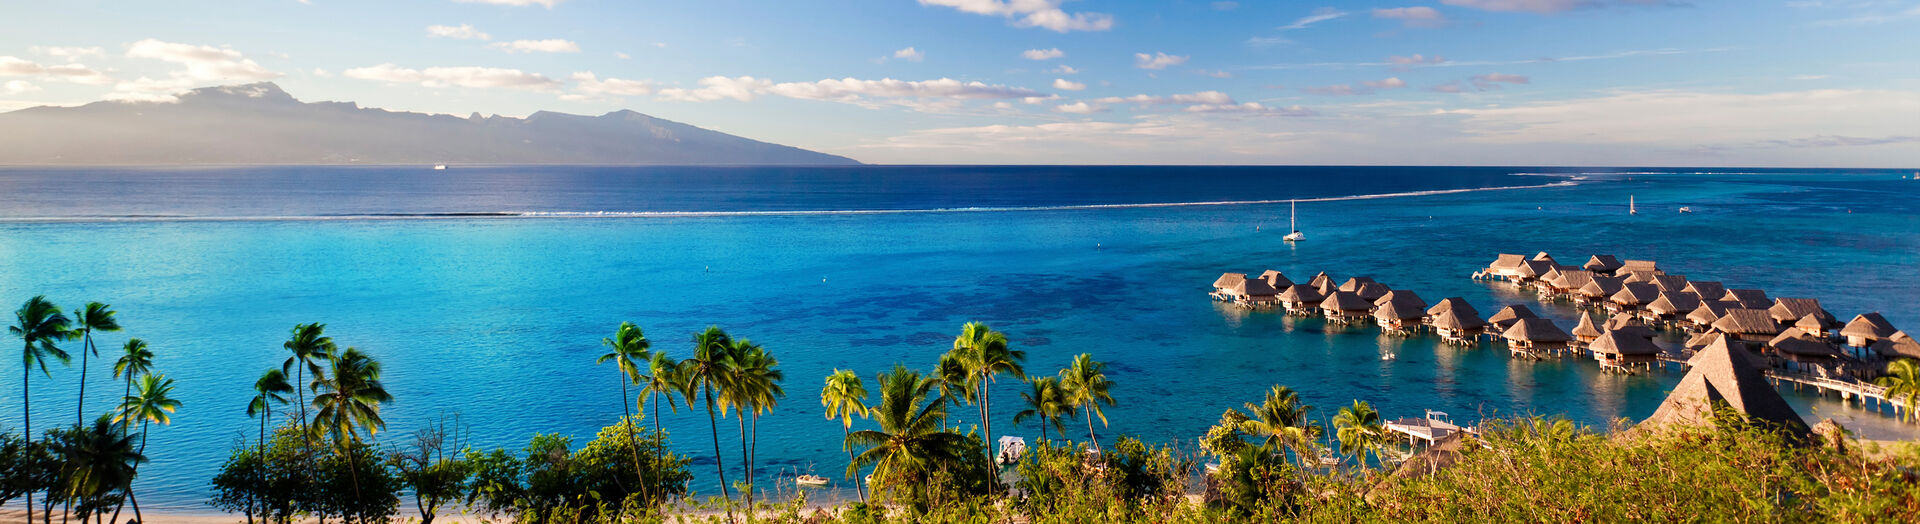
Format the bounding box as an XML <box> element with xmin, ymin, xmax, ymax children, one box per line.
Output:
<box><xmin>0</xmin><ymin>83</ymin><xmax>859</xmax><ymax>165</ymax></box>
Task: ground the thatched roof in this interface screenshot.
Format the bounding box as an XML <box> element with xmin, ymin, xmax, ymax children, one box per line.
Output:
<box><xmin>1609</xmin><ymin>282</ymin><xmax>1661</xmax><ymax>306</ymax></box>
<box><xmin>1870</xmin><ymin>331</ymin><xmax>1920</xmax><ymax>359</ymax></box>
<box><xmin>1768</xmin><ymin>328</ymin><xmax>1839</xmax><ymax>359</ymax></box>
<box><xmin>1711</xmin><ymin>309</ymin><xmax>1782</xmax><ymax>336</ymax></box>
<box><xmin>1768</xmin><ymin>298</ymin><xmax>1829</xmax><ymax>324</ymax></box>
<box><xmin>1488</xmin><ymin>254</ymin><xmax>1526</xmax><ymax>270</ymax></box>
<box><xmin>1277</xmin><ymin>284</ymin><xmax>1324</xmax><ymax>304</ymax></box>
<box><xmin>1682</xmin><ymin>281</ymin><xmax>1726</xmax><ymax>300</ymax></box>
<box><xmin>1578</xmin><ymin>276</ymin><xmax>1625</xmax><ymax>297</ymax></box>
<box><xmin>1233</xmin><ymin>278</ymin><xmax>1280</xmax><ymax>297</ymax></box>
<box><xmin>1374</xmin><ymin>290</ymin><xmax>1427</xmax><ymax>310</ymax></box>
<box><xmin>1645</xmin><ymin>291</ymin><xmax>1704</xmax><ymax>316</ymax></box>
<box><xmin>1213</xmin><ymin>272</ymin><xmax>1248</xmax><ymax>290</ymax></box>
<box><xmin>1793</xmin><ymin>314</ymin><xmax>1828</xmax><ymax>332</ymax></box>
<box><xmin>1320</xmin><ymin>290</ymin><xmax>1374</xmax><ymax>312</ymax></box>
<box><xmin>1258</xmin><ymin>270</ymin><xmax>1294</xmax><ymax>289</ymax></box>
<box><xmin>1427</xmin><ymin>297</ymin><xmax>1477</xmax><ymax>317</ymax></box>
<box><xmin>1620</xmin><ymin>259</ymin><xmax>1659</xmax><ymax>273</ymax></box>
<box><xmin>1591</xmin><ymin>330</ymin><xmax>1663</xmax><ymax>356</ymax></box>
<box><xmin>1533</xmin><ymin>251</ymin><xmax>1556</xmax><ymax>263</ymax></box>
<box><xmin>1585</xmin><ymin>254</ymin><xmax>1622</xmax><ymax>273</ymax></box>
<box><xmin>1550</xmin><ymin>270</ymin><xmax>1595</xmax><ymax>290</ymax></box>
<box><xmin>1351</xmin><ymin>281</ymin><xmax>1392</xmax><ymax>301</ymax></box>
<box><xmin>1339</xmin><ymin>276</ymin><xmax>1378</xmax><ymax>291</ymax></box>
<box><xmin>1517</xmin><ymin>260</ymin><xmax>1556</xmax><ymax>279</ymax></box>
<box><xmin>1686</xmin><ymin>300</ymin><xmax>1741</xmax><ymax>326</ymax></box>
<box><xmin>1308</xmin><ymin>271</ymin><xmax>1335</xmax><ymax>289</ymax></box>
<box><xmin>1622</xmin><ymin>270</ymin><xmax>1660</xmax><ymax>284</ymax></box>
<box><xmin>1487</xmin><ymin>305</ymin><xmax>1540</xmax><ymax>329</ymax></box>
<box><xmin>1722</xmin><ymin>289</ymin><xmax>1772</xmax><ymax>309</ymax></box>
<box><xmin>1652</xmin><ymin>274</ymin><xmax>1691</xmax><ymax>293</ymax></box>
<box><xmin>1431</xmin><ymin>308</ymin><xmax>1487</xmax><ymax>332</ymax></box>
<box><xmin>1315</xmin><ymin>279</ymin><xmax>1339</xmax><ymax>296</ymax></box>
<box><xmin>1685</xmin><ymin>331</ymin><xmax>1725</xmax><ymax>350</ymax></box>
<box><xmin>1374</xmin><ymin>300</ymin><xmax>1428</xmax><ymax>322</ymax></box>
<box><xmin>1639</xmin><ymin>337</ymin><xmax>1810</xmax><ymax>438</ymax></box>
<box><xmin>1603</xmin><ymin>315</ymin><xmax>1650</xmax><ymax>334</ymax></box>
<box><xmin>1841</xmin><ymin>312</ymin><xmax>1898</xmax><ymax>341</ymax></box>
<box><xmin>1572</xmin><ymin>314</ymin><xmax>1603</xmax><ymax>338</ymax></box>
<box><xmin>1502</xmin><ymin>318</ymin><xmax>1573</xmax><ymax>343</ymax></box>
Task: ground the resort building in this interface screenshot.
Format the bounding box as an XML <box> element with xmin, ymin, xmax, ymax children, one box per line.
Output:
<box><xmin>1642</xmin><ymin>291</ymin><xmax>1704</xmax><ymax>324</ymax></box>
<box><xmin>1841</xmin><ymin>312</ymin><xmax>1899</xmax><ymax>348</ymax></box>
<box><xmin>1636</xmin><ymin>336</ymin><xmax>1810</xmax><ymax>439</ymax></box>
<box><xmin>1276</xmin><ymin>284</ymin><xmax>1325</xmax><ymax>316</ymax></box>
<box><xmin>1681</xmin><ymin>281</ymin><xmax>1727</xmax><ymax>301</ymax></box>
<box><xmin>1684</xmin><ymin>330</ymin><xmax>1726</xmax><ymax>352</ymax></box>
<box><xmin>1651</xmin><ymin>274</ymin><xmax>1691</xmax><ymax>294</ymax></box>
<box><xmin>1308</xmin><ymin>271</ymin><xmax>1335</xmax><ymax>290</ymax></box>
<box><xmin>1765</xmin><ymin>327</ymin><xmax>1840</xmax><ymax>371</ymax></box>
<box><xmin>1619</xmin><ymin>259</ymin><xmax>1660</xmax><ymax>274</ymax></box>
<box><xmin>1501</xmin><ymin>318</ymin><xmax>1573</xmax><ymax>355</ymax></box>
<box><xmin>1605</xmin><ymin>282</ymin><xmax>1661</xmax><ymax>314</ymax></box>
<box><xmin>1430</xmin><ymin>307</ymin><xmax>1488</xmax><ymax>346</ymax></box>
<box><xmin>1583</xmin><ymin>254</ymin><xmax>1623</xmax><ymax>275</ymax></box>
<box><xmin>1721</xmin><ymin>289</ymin><xmax>1773</xmax><ymax>310</ymax></box>
<box><xmin>1767</xmin><ymin>298</ymin><xmax>1833</xmax><ymax>326</ymax></box>
<box><xmin>1374</xmin><ymin>297</ymin><xmax>1430</xmax><ymax>333</ymax></box>
<box><xmin>1571</xmin><ymin>314</ymin><xmax>1603</xmax><ymax>346</ymax></box>
<box><xmin>1258</xmin><ymin>270</ymin><xmax>1294</xmax><ymax>290</ymax></box>
<box><xmin>1710</xmin><ymin>308</ymin><xmax>1784</xmax><ymax>343</ymax></box>
<box><xmin>1211</xmin><ymin>273</ymin><xmax>1247</xmax><ymax>301</ymax></box>
<box><xmin>1573</xmin><ymin>276</ymin><xmax>1625</xmax><ymax>306</ymax></box>
<box><xmin>1487</xmin><ymin>304</ymin><xmax>1540</xmax><ymax>332</ymax></box>
<box><xmin>1590</xmin><ymin>329</ymin><xmax>1663</xmax><ymax>370</ymax></box>
<box><xmin>1320</xmin><ymin>290</ymin><xmax>1375</xmax><ymax>325</ymax></box>
<box><xmin>1484</xmin><ymin>254</ymin><xmax>1527</xmax><ymax>280</ymax></box>
<box><xmin>1794</xmin><ymin>314</ymin><xmax>1835</xmax><ymax>339</ymax></box>
<box><xmin>1684</xmin><ymin>300</ymin><xmax>1743</xmax><ymax>330</ymax></box>
<box><xmin>1870</xmin><ymin>332</ymin><xmax>1920</xmax><ymax>361</ymax></box>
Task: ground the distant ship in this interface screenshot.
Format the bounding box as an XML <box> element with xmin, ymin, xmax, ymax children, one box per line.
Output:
<box><xmin>1283</xmin><ymin>199</ymin><xmax>1306</xmax><ymax>242</ymax></box>
<box><xmin>1678</xmin><ymin>206</ymin><xmax>1693</xmax><ymax>214</ymax></box>
<box><xmin>433</xmin><ymin>164</ymin><xmax>448</xmax><ymax>170</ymax></box>
<box><xmin>1629</xmin><ymin>195</ymin><xmax>1637</xmax><ymax>215</ymax></box>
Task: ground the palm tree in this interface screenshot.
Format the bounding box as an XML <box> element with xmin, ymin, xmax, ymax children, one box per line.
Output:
<box><xmin>597</xmin><ymin>322</ymin><xmax>653</xmax><ymax>482</ymax></box>
<box><xmin>639</xmin><ymin>353</ymin><xmax>681</xmax><ymax>437</ymax></box>
<box><xmin>931</xmin><ymin>353</ymin><xmax>973</xmax><ymax>429</ymax></box>
<box><xmin>58</xmin><ymin>415</ymin><xmax>142</xmax><ymax>524</ymax></box>
<box><xmin>820</xmin><ymin>369</ymin><xmax>871</xmax><ymax>503</ymax></box>
<box><xmin>12</xmin><ymin>295</ymin><xmax>72</xmax><ymax>524</ymax></box>
<box><xmin>281</xmin><ymin>323</ymin><xmax>335</xmax><ymax>451</ymax></box>
<box><xmin>1239</xmin><ymin>385</ymin><xmax>1320</xmax><ymax>463</ymax></box>
<box><xmin>72</xmin><ymin>302</ymin><xmax>122</xmax><ymax>426</ymax></box>
<box><xmin>248</xmin><ymin>369</ymin><xmax>292</xmax><ymax>519</ymax></box>
<box><xmin>311</xmin><ymin>347</ymin><xmax>392</xmax><ymax>507</ymax></box>
<box><xmin>680</xmin><ymin>326</ymin><xmax>737</xmax><ymax>518</ymax></box>
<box><xmin>112</xmin><ymin>338</ymin><xmax>155</xmax><ymax>435</ymax></box>
<box><xmin>1012</xmin><ymin>376</ymin><xmax>1073</xmax><ymax>443</ymax></box>
<box><xmin>114</xmin><ymin>373</ymin><xmax>181</xmax><ymax>524</ymax></box>
<box><xmin>1876</xmin><ymin>358</ymin><xmax>1920</xmax><ymax>422</ymax></box>
<box><xmin>723</xmin><ymin>339</ymin><xmax>783</xmax><ymax>509</ymax></box>
<box><xmin>1059</xmin><ymin>353</ymin><xmax>1116</xmax><ymax>450</ymax></box>
<box><xmin>948</xmin><ymin>322</ymin><xmax>1023</xmax><ymax>465</ymax></box>
<box><xmin>845</xmin><ymin>365</ymin><xmax>971</xmax><ymax>503</ymax></box>
<box><xmin>1331</xmin><ymin>400</ymin><xmax>1387</xmax><ymax>465</ymax></box>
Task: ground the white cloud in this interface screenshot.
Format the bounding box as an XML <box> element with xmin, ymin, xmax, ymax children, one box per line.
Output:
<box><xmin>1051</xmin><ymin>64</ymin><xmax>1079</xmax><ymax>74</ymax></box>
<box><xmin>1471</xmin><ymin>73</ymin><xmax>1530</xmax><ymax>89</ymax></box>
<box><xmin>1054</xmin><ymin>101</ymin><xmax>1105</xmax><ymax>114</ymax></box>
<box><xmin>0</xmin><ymin>56</ymin><xmax>113</xmax><ymax>85</ymax></box>
<box><xmin>1363</xmin><ymin>77</ymin><xmax>1408</xmax><ymax>89</ymax></box>
<box><xmin>1387</xmin><ymin>54</ymin><xmax>1448</xmax><ymax>66</ymax></box>
<box><xmin>30</xmin><ymin>46</ymin><xmax>105</xmax><ymax>61</ymax></box>
<box><xmin>1022</xmin><ymin>48</ymin><xmax>1066</xmax><ymax>60</ymax></box>
<box><xmin>1053</xmin><ymin>78</ymin><xmax>1086</xmax><ymax>91</ymax></box>
<box><xmin>1134</xmin><ymin>52</ymin><xmax>1188</xmax><ymax>70</ymax></box>
<box><xmin>312</xmin><ymin>68</ymin><xmax>331</xmax><ymax>77</ymax></box>
<box><xmin>1280</xmin><ymin>8</ymin><xmax>1349</xmax><ymax>30</ymax></box>
<box><xmin>454</xmin><ymin>0</ymin><xmax>562</xmax><ymax>8</ymax></box>
<box><xmin>3</xmin><ymin>80</ymin><xmax>40</xmax><ymax>94</ymax></box>
<box><xmin>615</xmin><ymin>52</ymin><xmax>632</xmax><ymax>60</ymax></box>
<box><xmin>658</xmin><ymin>75</ymin><xmax>1044</xmax><ymax>110</ymax></box>
<box><xmin>489</xmin><ymin>39</ymin><xmax>581</xmax><ymax>53</ymax></box>
<box><xmin>427</xmin><ymin>24</ymin><xmax>492</xmax><ymax>40</ymax></box>
<box><xmin>1092</xmin><ymin>91</ymin><xmax>1236</xmax><ymax>106</ymax></box>
<box><xmin>893</xmin><ymin>47</ymin><xmax>925</xmax><ymax>62</ymax></box>
<box><xmin>657</xmin><ymin>76</ymin><xmax>772</xmax><ymax>102</ymax></box>
<box><xmin>1372</xmin><ymin>7</ymin><xmax>1448</xmax><ymax>27</ymax></box>
<box><xmin>1439</xmin><ymin>89</ymin><xmax>1920</xmax><ymax>155</ymax></box>
<box><xmin>1186</xmin><ymin>102</ymin><xmax>1314</xmax><ymax>115</ymax></box>
<box><xmin>1441</xmin><ymin>0</ymin><xmax>1686</xmax><ymax>14</ymax></box>
<box><xmin>918</xmin><ymin>0</ymin><xmax>1115</xmax><ymax>32</ymax></box>
<box><xmin>1196</xmin><ymin>69</ymin><xmax>1234</xmax><ymax>79</ymax></box>
<box><xmin>126</xmin><ymin>39</ymin><xmax>280</xmax><ymax>83</ymax></box>
<box><xmin>344</xmin><ymin>63</ymin><xmax>562</xmax><ymax>90</ymax></box>
<box><xmin>1302</xmin><ymin>78</ymin><xmax>1407</xmax><ymax>95</ymax></box>
<box><xmin>1245</xmin><ymin>36</ymin><xmax>1293</xmax><ymax>47</ymax></box>
<box><xmin>570</xmin><ymin>71</ymin><xmax>657</xmax><ymax>99</ymax></box>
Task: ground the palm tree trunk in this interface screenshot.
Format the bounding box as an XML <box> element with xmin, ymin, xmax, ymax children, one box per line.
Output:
<box><xmin>1084</xmin><ymin>405</ymin><xmax>1100</xmax><ymax>450</ymax></box>
<box><xmin>703</xmin><ymin>384</ymin><xmax>733</xmax><ymax>522</ymax></box>
<box><xmin>621</xmin><ymin>379</ymin><xmax>643</xmax><ymax>492</ymax></box>
<box><xmin>76</xmin><ymin>333</ymin><xmax>90</xmax><ymax>425</ymax></box>
<box><xmin>259</xmin><ymin>409</ymin><xmax>269</xmax><ymax>524</ymax></box>
<box><xmin>842</xmin><ymin>425</ymin><xmax>865</xmax><ymax>503</ymax></box>
<box><xmin>737</xmin><ymin>410</ymin><xmax>751</xmax><ymax>514</ymax></box>
<box><xmin>749</xmin><ymin>413</ymin><xmax>761</xmax><ymax>511</ymax></box>
<box><xmin>130</xmin><ymin>421</ymin><xmax>148</xmax><ymax>524</ymax></box>
<box><xmin>1040</xmin><ymin>415</ymin><xmax>1049</xmax><ymax>443</ymax></box>
<box><xmin>25</xmin><ymin>359</ymin><xmax>37</xmax><ymax>524</ymax></box>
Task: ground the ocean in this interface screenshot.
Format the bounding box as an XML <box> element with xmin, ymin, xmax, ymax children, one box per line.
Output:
<box><xmin>1</xmin><ymin>165</ymin><xmax>1917</xmax><ymax>512</ymax></box>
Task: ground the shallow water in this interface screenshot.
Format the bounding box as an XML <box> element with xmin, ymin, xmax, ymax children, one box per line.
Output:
<box><xmin>0</xmin><ymin>167</ymin><xmax>1916</xmax><ymax>510</ymax></box>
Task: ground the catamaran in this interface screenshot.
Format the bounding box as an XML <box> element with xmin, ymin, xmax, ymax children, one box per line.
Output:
<box><xmin>1629</xmin><ymin>195</ymin><xmax>1637</xmax><ymax>215</ymax></box>
<box><xmin>1283</xmin><ymin>199</ymin><xmax>1306</xmax><ymax>242</ymax></box>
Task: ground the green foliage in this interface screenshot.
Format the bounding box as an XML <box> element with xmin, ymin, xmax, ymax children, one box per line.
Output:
<box><xmin>207</xmin><ymin>422</ymin><xmax>397</xmax><ymax>524</ymax></box>
<box><xmin>312</xmin><ymin>438</ymin><xmax>401</xmax><ymax>524</ymax></box>
<box><xmin>463</xmin><ymin>418</ymin><xmax>692</xmax><ymax>523</ymax></box>
<box><xmin>1199</xmin><ymin>409</ymin><xmax>1251</xmax><ymax>462</ymax></box>
<box><xmin>1013</xmin><ymin>436</ymin><xmax>1190</xmax><ymax>520</ymax></box>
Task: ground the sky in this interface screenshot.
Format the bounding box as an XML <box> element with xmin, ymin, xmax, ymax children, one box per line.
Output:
<box><xmin>3</xmin><ymin>0</ymin><xmax>1919</xmax><ymax>166</ymax></box>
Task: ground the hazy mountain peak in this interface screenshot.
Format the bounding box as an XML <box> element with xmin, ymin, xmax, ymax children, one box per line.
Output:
<box><xmin>0</xmin><ymin>83</ymin><xmax>858</xmax><ymax>165</ymax></box>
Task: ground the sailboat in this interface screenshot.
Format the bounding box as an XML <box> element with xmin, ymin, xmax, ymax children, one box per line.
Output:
<box><xmin>1283</xmin><ymin>200</ymin><xmax>1306</xmax><ymax>242</ymax></box>
<box><xmin>1629</xmin><ymin>195</ymin><xmax>1637</xmax><ymax>215</ymax></box>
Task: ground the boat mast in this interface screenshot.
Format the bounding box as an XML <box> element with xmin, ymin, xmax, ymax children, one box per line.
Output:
<box><xmin>1290</xmin><ymin>199</ymin><xmax>1296</xmax><ymax>231</ymax></box>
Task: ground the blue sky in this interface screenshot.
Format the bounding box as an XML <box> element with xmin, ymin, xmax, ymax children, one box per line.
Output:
<box><xmin>3</xmin><ymin>0</ymin><xmax>1918</xmax><ymax>166</ymax></box>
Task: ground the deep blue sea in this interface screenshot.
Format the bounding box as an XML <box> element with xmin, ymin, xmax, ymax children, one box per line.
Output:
<box><xmin>1</xmin><ymin>165</ymin><xmax>1918</xmax><ymax>512</ymax></box>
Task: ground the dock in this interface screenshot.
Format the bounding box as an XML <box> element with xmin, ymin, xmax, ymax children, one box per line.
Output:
<box><xmin>1384</xmin><ymin>410</ymin><xmax>1475</xmax><ymax>446</ymax></box>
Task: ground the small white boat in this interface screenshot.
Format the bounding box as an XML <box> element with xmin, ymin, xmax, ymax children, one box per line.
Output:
<box><xmin>1282</xmin><ymin>199</ymin><xmax>1306</xmax><ymax>242</ymax></box>
<box><xmin>1677</xmin><ymin>206</ymin><xmax>1693</xmax><ymax>214</ymax></box>
<box><xmin>1629</xmin><ymin>195</ymin><xmax>1637</xmax><ymax>215</ymax></box>
<box><xmin>432</xmin><ymin>164</ymin><xmax>448</xmax><ymax>170</ymax></box>
<box><xmin>795</xmin><ymin>474</ymin><xmax>829</xmax><ymax>486</ymax></box>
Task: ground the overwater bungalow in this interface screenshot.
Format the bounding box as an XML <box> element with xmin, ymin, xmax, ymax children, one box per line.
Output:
<box><xmin>1483</xmin><ymin>254</ymin><xmax>1527</xmax><ymax>280</ymax></box>
<box><xmin>1621</xmin><ymin>270</ymin><xmax>1660</xmax><ymax>284</ymax></box>
<box><xmin>1710</xmin><ymin>308</ymin><xmax>1783</xmax><ymax>343</ymax></box>
<box><xmin>1308</xmin><ymin>271</ymin><xmax>1336</xmax><ymax>289</ymax></box>
<box><xmin>1620</xmin><ymin>259</ymin><xmax>1660</xmax><ymax>274</ymax></box>
<box><xmin>1374</xmin><ymin>297</ymin><xmax>1431</xmax><ymax>334</ymax></box>
<box><xmin>1573</xmin><ymin>276</ymin><xmax>1625</xmax><ymax>306</ymax></box>
<box><xmin>1681</xmin><ymin>280</ymin><xmax>1726</xmax><ymax>300</ymax></box>
<box><xmin>1501</xmin><ymin>318</ymin><xmax>1573</xmax><ymax>355</ymax></box>
<box><xmin>1276</xmin><ymin>284</ymin><xmax>1325</xmax><ymax>316</ymax></box>
<box><xmin>1211</xmin><ymin>273</ymin><xmax>1248</xmax><ymax>301</ymax></box>
<box><xmin>1651</xmin><ymin>274</ymin><xmax>1690</xmax><ymax>293</ymax></box>
<box><xmin>1487</xmin><ymin>304</ymin><xmax>1540</xmax><ymax>331</ymax></box>
<box><xmin>1430</xmin><ymin>308</ymin><xmax>1488</xmax><ymax>345</ymax></box>
<box><xmin>1532</xmin><ymin>251</ymin><xmax>1556</xmax><ymax>264</ymax></box>
<box><xmin>1571</xmin><ymin>314</ymin><xmax>1603</xmax><ymax>346</ymax></box>
<box><xmin>1605</xmin><ymin>282</ymin><xmax>1661</xmax><ymax>315</ymax></box>
<box><xmin>1543</xmin><ymin>270</ymin><xmax>1595</xmax><ymax>298</ymax></box>
<box><xmin>1793</xmin><ymin>314</ymin><xmax>1835</xmax><ymax>339</ymax></box>
<box><xmin>1590</xmin><ymin>329</ymin><xmax>1663</xmax><ymax>370</ymax></box>
<box><xmin>1721</xmin><ymin>289</ymin><xmax>1772</xmax><ymax>310</ymax></box>
<box><xmin>1320</xmin><ymin>291</ymin><xmax>1375</xmax><ymax>325</ymax></box>
<box><xmin>1347</xmin><ymin>281</ymin><xmax>1392</xmax><ymax>302</ymax></box>
<box><xmin>1684</xmin><ymin>330</ymin><xmax>1725</xmax><ymax>352</ymax></box>
<box><xmin>1642</xmin><ymin>336</ymin><xmax>1810</xmax><ymax>440</ymax></box>
<box><xmin>1230</xmin><ymin>278</ymin><xmax>1281</xmax><ymax>308</ymax></box>
<box><xmin>1870</xmin><ymin>331</ymin><xmax>1920</xmax><ymax>361</ymax></box>
<box><xmin>1584</xmin><ymin>254</ymin><xmax>1623</xmax><ymax>275</ymax></box>
<box><xmin>1314</xmin><ymin>278</ymin><xmax>1339</xmax><ymax>297</ymax></box>
<box><xmin>1374</xmin><ymin>289</ymin><xmax>1426</xmax><ymax>308</ymax></box>
<box><xmin>1766</xmin><ymin>327</ymin><xmax>1840</xmax><ymax>371</ymax></box>
<box><xmin>1259</xmin><ymin>269</ymin><xmax>1295</xmax><ymax>289</ymax></box>
<box><xmin>1841</xmin><ymin>312</ymin><xmax>1899</xmax><ymax>348</ymax></box>
<box><xmin>1426</xmin><ymin>297</ymin><xmax>1478</xmax><ymax>319</ymax></box>
<box><xmin>1513</xmin><ymin>259</ymin><xmax>1558</xmax><ymax>283</ymax></box>
<box><xmin>1767</xmin><ymin>298</ymin><xmax>1832</xmax><ymax>325</ymax></box>
<box><xmin>1684</xmin><ymin>300</ymin><xmax>1742</xmax><ymax>330</ymax></box>
<box><xmin>1642</xmin><ymin>291</ymin><xmax>1704</xmax><ymax>324</ymax></box>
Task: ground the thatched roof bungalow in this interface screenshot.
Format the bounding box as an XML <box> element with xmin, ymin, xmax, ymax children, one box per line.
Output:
<box><xmin>1606</xmin><ymin>282</ymin><xmax>1662</xmax><ymax>314</ymax></box>
<box><xmin>1427</xmin><ymin>297</ymin><xmax>1478</xmax><ymax>318</ymax></box>
<box><xmin>1574</xmin><ymin>276</ymin><xmax>1625</xmax><ymax>304</ymax></box>
<box><xmin>1591</xmin><ymin>329</ymin><xmax>1663</xmax><ymax>367</ymax></box>
<box><xmin>1685</xmin><ymin>330</ymin><xmax>1725</xmax><ymax>351</ymax></box>
<box><xmin>1308</xmin><ymin>271</ymin><xmax>1335</xmax><ymax>289</ymax></box>
<box><xmin>1212</xmin><ymin>273</ymin><xmax>1247</xmax><ymax>293</ymax></box>
<box><xmin>1685</xmin><ymin>300</ymin><xmax>1742</xmax><ymax>330</ymax></box>
<box><xmin>1793</xmin><ymin>314</ymin><xmax>1834</xmax><ymax>338</ymax></box>
<box><xmin>1514</xmin><ymin>259</ymin><xmax>1557</xmax><ymax>282</ymax></box>
<box><xmin>1276</xmin><ymin>284</ymin><xmax>1325</xmax><ymax>315</ymax></box>
<box><xmin>1644</xmin><ymin>291</ymin><xmax>1704</xmax><ymax>321</ymax></box>
<box><xmin>1487</xmin><ymin>305</ymin><xmax>1540</xmax><ymax>331</ymax></box>
<box><xmin>1682</xmin><ymin>281</ymin><xmax>1726</xmax><ymax>300</ymax></box>
<box><xmin>1870</xmin><ymin>331</ymin><xmax>1920</xmax><ymax>360</ymax></box>
<box><xmin>1710</xmin><ymin>308</ymin><xmax>1783</xmax><ymax>342</ymax></box>
<box><xmin>1841</xmin><ymin>312</ymin><xmax>1898</xmax><ymax>347</ymax></box>
<box><xmin>1652</xmin><ymin>274</ymin><xmax>1691</xmax><ymax>293</ymax></box>
<box><xmin>1621</xmin><ymin>271</ymin><xmax>1659</xmax><ymax>284</ymax></box>
<box><xmin>1571</xmin><ymin>314</ymin><xmax>1604</xmax><ymax>344</ymax></box>
<box><xmin>1584</xmin><ymin>254</ymin><xmax>1623</xmax><ymax>275</ymax></box>
<box><xmin>1546</xmin><ymin>270</ymin><xmax>1596</xmax><ymax>295</ymax></box>
<box><xmin>1320</xmin><ymin>290</ymin><xmax>1374</xmax><ymax>324</ymax></box>
<box><xmin>1637</xmin><ymin>337</ymin><xmax>1810</xmax><ymax>439</ymax></box>
<box><xmin>1721</xmin><ymin>289</ymin><xmax>1772</xmax><ymax>310</ymax></box>
<box><xmin>1374</xmin><ymin>298</ymin><xmax>1431</xmax><ymax>331</ymax></box>
<box><xmin>1767</xmin><ymin>327</ymin><xmax>1840</xmax><ymax>365</ymax></box>
<box><xmin>1430</xmin><ymin>308</ymin><xmax>1489</xmax><ymax>343</ymax></box>
<box><xmin>1374</xmin><ymin>290</ymin><xmax>1426</xmax><ymax>309</ymax></box>
<box><xmin>1230</xmin><ymin>278</ymin><xmax>1280</xmax><ymax>306</ymax></box>
<box><xmin>1258</xmin><ymin>270</ymin><xmax>1295</xmax><ymax>289</ymax></box>
<box><xmin>1501</xmin><ymin>318</ymin><xmax>1573</xmax><ymax>352</ymax></box>
<box><xmin>1767</xmin><ymin>298</ymin><xmax>1831</xmax><ymax>325</ymax></box>
<box><xmin>1349</xmin><ymin>281</ymin><xmax>1391</xmax><ymax>302</ymax></box>
<box><xmin>1484</xmin><ymin>254</ymin><xmax>1527</xmax><ymax>279</ymax></box>
<box><xmin>1620</xmin><ymin>259</ymin><xmax>1660</xmax><ymax>274</ymax></box>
